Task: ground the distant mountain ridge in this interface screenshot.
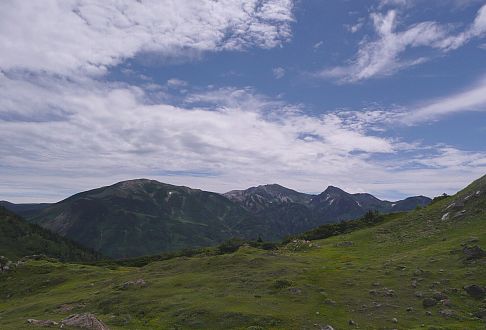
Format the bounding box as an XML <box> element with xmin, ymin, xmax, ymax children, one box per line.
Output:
<box><xmin>0</xmin><ymin>201</ymin><xmax>51</xmax><ymax>218</ymax></box>
<box><xmin>27</xmin><ymin>179</ymin><xmax>260</xmax><ymax>258</ymax></box>
<box><xmin>3</xmin><ymin>179</ymin><xmax>431</xmax><ymax>258</ymax></box>
<box><xmin>224</xmin><ymin>183</ymin><xmax>431</xmax><ymax>223</ymax></box>
<box><xmin>223</xmin><ymin>184</ymin><xmax>313</xmax><ymax>212</ymax></box>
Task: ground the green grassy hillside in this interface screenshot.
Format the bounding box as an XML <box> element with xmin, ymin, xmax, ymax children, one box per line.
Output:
<box><xmin>0</xmin><ymin>175</ymin><xmax>484</xmax><ymax>329</ymax></box>
<box><xmin>0</xmin><ymin>207</ymin><xmax>100</xmax><ymax>262</ymax></box>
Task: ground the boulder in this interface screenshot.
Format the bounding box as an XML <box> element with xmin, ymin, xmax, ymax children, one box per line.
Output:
<box><xmin>288</xmin><ymin>287</ymin><xmax>302</xmax><ymax>295</ymax></box>
<box><xmin>432</xmin><ymin>292</ymin><xmax>448</xmax><ymax>301</ymax></box>
<box><xmin>462</xmin><ymin>246</ymin><xmax>486</xmax><ymax>260</ymax></box>
<box><xmin>464</xmin><ymin>284</ymin><xmax>486</xmax><ymax>299</ymax></box>
<box><xmin>439</xmin><ymin>309</ymin><xmax>455</xmax><ymax>318</ymax></box>
<box><xmin>422</xmin><ymin>298</ymin><xmax>437</xmax><ymax>308</ymax></box>
<box><xmin>121</xmin><ymin>278</ymin><xmax>146</xmax><ymax>289</ymax></box>
<box><xmin>474</xmin><ymin>309</ymin><xmax>486</xmax><ymax>320</ymax></box>
<box><xmin>27</xmin><ymin>319</ymin><xmax>58</xmax><ymax>327</ymax></box>
<box><xmin>320</xmin><ymin>326</ymin><xmax>335</xmax><ymax>330</ymax></box>
<box><xmin>61</xmin><ymin>313</ymin><xmax>109</xmax><ymax>330</ymax></box>
<box><xmin>0</xmin><ymin>256</ymin><xmax>13</xmax><ymax>273</ymax></box>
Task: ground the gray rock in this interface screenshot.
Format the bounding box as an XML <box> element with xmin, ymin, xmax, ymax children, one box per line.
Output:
<box><xmin>439</xmin><ymin>309</ymin><xmax>455</xmax><ymax>318</ymax></box>
<box><xmin>0</xmin><ymin>256</ymin><xmax>13</xmax><ymax>273</ymax></box>
<box><xmin>288</xmin><ymin>287</ymin><xmax>302</xmax><ymax>295</ymax></box>
<box><xmin>473</xmin><ymin>309</ymin><xmax>486</xmax><ymax>319</ymax></box>
<box><xmin>27</xmin><ymin>319</ymin><xmax>58</xmax><ymax>327</ymax></box>
<box><xmin>320</xmin><ymin>324</ymin><xmax>334</xmax><ymax>330</ymax></box>
<box><xmin>61</xmin><ymin>313</ymin><xmax>109</xmax><ymax>330</ymax></box>
<box><xmin>121</xmin><ymin>278</ymin><xmax>146</xmax><ymax>289</ymax></box>
<box><xmin>433</xmin><ymin>292</ymin><xmax>448</xmax><ymax>301</ymax></box>
<box><xmin>462</xmin><ymin>246</ymin><xmax>486</xmax><ymax>260</ymax></box>
<box><xmin>323</xmin><ymin>298</ymin><xmax>336</xmax><ymax>305</ymax></box>
<box><xmin>464</xmin><ymin>284</ymin><xmax>486</xmax><ymax>299</ymax></box>
<box><xmin>320</xmin><ymin>326</ymin><xmax>335</xmax><ymax>330</ymax></box>
<box><xmin>422</xmin><ymin>298</ymin><xmax>437</xmax><ymax>308</ymax></box>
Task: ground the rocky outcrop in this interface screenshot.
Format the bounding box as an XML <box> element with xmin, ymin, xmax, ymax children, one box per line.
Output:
<box><xmin>121</xmin><ymin>278</ymin><xmax>146</xmax><ymax>289</ymax></box>
<box><xmin>0</xmin><ymin>256</ymin><xmax>13</xmax><ymax>272</ymax></box>
<box><xmin>61</xmin><ymin>313</ymin><xmax>109</xmax><ymax>330</ymax></box>
<box><xmin>26</xmin><ymin>319</ymin><xmax>58</xmax><ymax>327</ymax></box>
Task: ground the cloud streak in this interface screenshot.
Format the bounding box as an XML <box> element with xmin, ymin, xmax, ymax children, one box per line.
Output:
<box><xmin>318</xmin><ymin>4</ymin><xmax>486</xmax><ymax>83</ymax></box>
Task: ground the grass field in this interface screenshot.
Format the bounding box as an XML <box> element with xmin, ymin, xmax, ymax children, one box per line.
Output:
<box><xmin>1</xmin><ymin>177</ymin><xmax>485</xmax><ymax>329</ymax></box>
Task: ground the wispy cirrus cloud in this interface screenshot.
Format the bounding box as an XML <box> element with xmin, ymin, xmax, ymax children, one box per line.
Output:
<box><xmin>406</xmin><ymin>77</ymin><xmax>486</xmax><ymax>123</ymax></box>
<box><xmin>333</xmin><ymin>75</ymin><xmax>486</xmax><ymax>125</ymax></box>
<box><xmin>317</xmin><ymin>4</ymin><xmax>486</xmax><ymax>83</ymax></box>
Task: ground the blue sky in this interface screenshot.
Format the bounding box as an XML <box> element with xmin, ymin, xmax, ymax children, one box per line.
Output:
<box><xmin>0</xmin><ymin>0</ymin><xmax>485</xmax><ymax>202</ymax></box>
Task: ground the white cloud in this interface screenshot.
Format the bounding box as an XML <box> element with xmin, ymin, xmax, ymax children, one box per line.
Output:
<box><xmin>0</xmin><ymin>73</ymin><xmax>395</xmax><ymax>201</ymax></box>
<box><xmin>318</xmin><ymin>4</ymin><xmax>486</xmax><ymax>83</ymax></box>
<box><xmin>328</xmin><ymin>76</ymin><xmax>486</xmax><ymax>125</ymax></box>
<box><xmin>166</xmin><ymin>79</ymin><xmax>188</xmax><ymax>89</ymax></box>
<box><xmin>0</xmin><ymin>0</ymin><xmax>484</xmax><ymax>203</ymax></box>
<box><xmin>405</xmin><ymin>78</ymin><xmax>486</xmax><ymax>123</ymax></box>
<box><xmin>272</xmin><ymin>67</ymin><xmax>286</xmax><ymax>79</ymax></box>
<box><xmin>1</xmin><ymin>73</ymin><xmax>485</xmax><ymax>202</ymax></box>
<box><xmin>313</xmin><ymin>41</ymin><xmax>324</xmax><ymax>49</ymax></box>
<box><xmin>378</xmin><ymin>0</ymin><xmax>410</xmax><ymax>8</ymax></box>
<box><xmin>0</xmin><ymin>0</ymin><xmax>294</xmax><ymax>76</ymax></box>
<box><xmin>344</xmin><ymin>17</ymin><xmax>365</xmax><ymax>33</ymax></box>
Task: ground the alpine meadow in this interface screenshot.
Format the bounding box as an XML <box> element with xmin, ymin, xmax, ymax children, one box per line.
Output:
<box><xmin>1</xmin><ymin>1</ymin><xmax>486</xmax><ymax>329</ymax></box>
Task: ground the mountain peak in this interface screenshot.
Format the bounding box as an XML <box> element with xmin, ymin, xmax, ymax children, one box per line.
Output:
<box><xmin>223</xmin><ymin>183</ymin><xmax>313</xmax><ymax>212</ymax></box>
<box><xmin>322</xmin><ymin>185</ymin><xmax>348</xmax><ymax>195</ymax></box>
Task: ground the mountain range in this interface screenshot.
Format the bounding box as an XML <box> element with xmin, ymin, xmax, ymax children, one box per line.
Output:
<box><xmin>1</xmin><ymin>179</ymin><xmax>430</xmax><ymax>258</ymax></box>
<box><xmin>1</xmin><ymin>175</ymin><xmax>484</xmax><ymax>329</ymax></box>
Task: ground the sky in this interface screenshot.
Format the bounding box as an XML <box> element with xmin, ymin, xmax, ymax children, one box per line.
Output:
<box><xmin>1</xmin><ymin>0</ymin><xmax>486</xmax><ymax>203</ymax></box>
